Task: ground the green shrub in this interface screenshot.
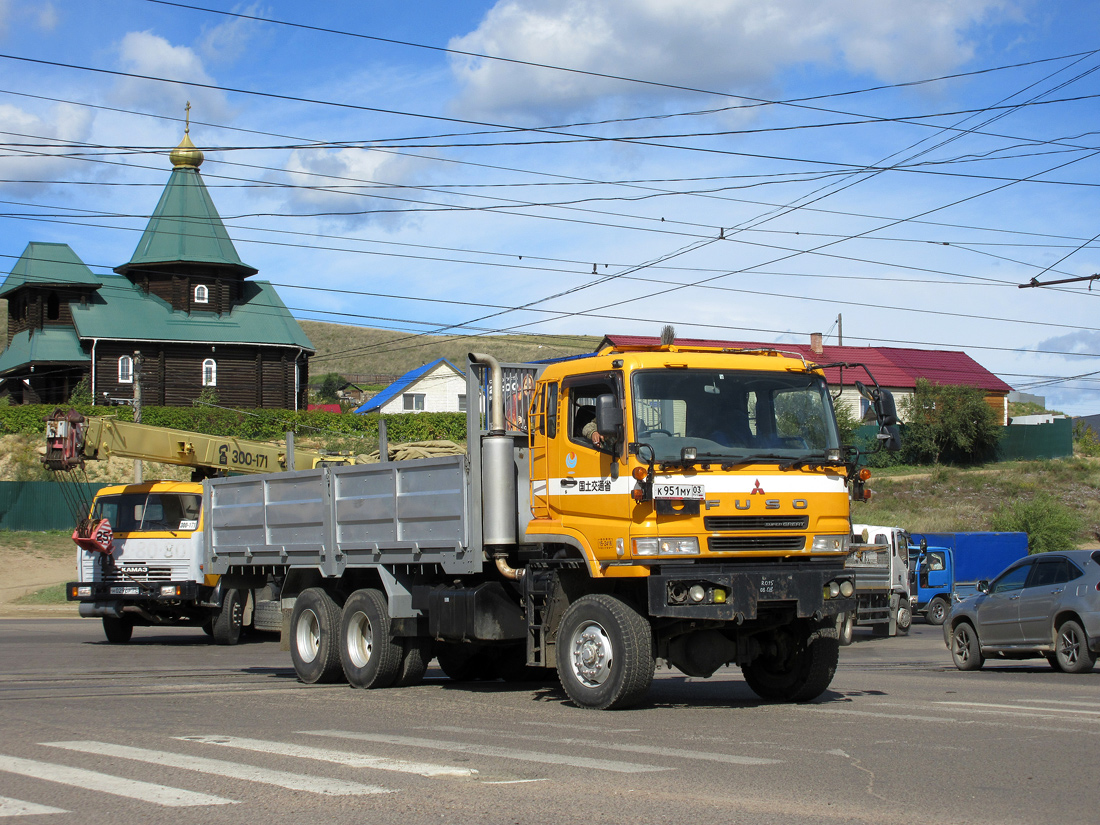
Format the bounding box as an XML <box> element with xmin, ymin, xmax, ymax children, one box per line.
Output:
<box><xmin>991</xmin><ymin>492</ymin><xmax>1084</xmax><ymax>554</ymax></box>
<box><xmin>900</xmin><ymin>379</ymin><xmax>1001</xmax><ymax>465</ymax></box>
<box><xmin>1073</xmin><ymin>420</ymin><xmax>1100</xmax><ymax>457</ymax></box>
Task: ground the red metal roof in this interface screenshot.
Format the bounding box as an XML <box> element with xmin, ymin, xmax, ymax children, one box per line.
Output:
<box><xmin>599</xmin><ymin>336</ymin><xmax>1012</xmax><ymax>393</ymax></box>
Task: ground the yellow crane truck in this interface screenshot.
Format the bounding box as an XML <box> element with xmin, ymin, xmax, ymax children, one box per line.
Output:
<box><xmin>43</xmin><ymin>412</ymin><xmax>361</xmax><ymax>645</ymax></box>
<box><xmin>205</xmin><ymin>339</ymin><xmax>899</xmax><ymax>708</ymax></box>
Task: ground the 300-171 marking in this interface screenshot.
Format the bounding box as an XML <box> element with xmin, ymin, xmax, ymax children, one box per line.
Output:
<box><xmin>218</xmin><ymin>445</ymin><xmax>270</xmax><ymax>469</ymax></box>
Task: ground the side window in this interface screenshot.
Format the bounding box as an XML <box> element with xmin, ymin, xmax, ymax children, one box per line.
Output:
<box><xmin>927</xmin><ymin>551</ymin><xmax>946</xmax><ymax>571</ymax></box>
<box><xmin>402</xmin><ymin>393</ymin><xmax>425</xmax><ymax>411</ymax></box>
<box><xmin>546</xmin><ymin>383</ymin><xmax>558</xmax><ymax>438</ymax></box>
<box><xmin>569</xmin><ymin>382</ymin><xmax>614</xmax><ymax>449</ymax></box>
<box><xmin>992</xmin><ymin>564</ymin><xmax>1031</xmax><ymax>594</ymax></box>
<box><xmin>118</xmin><ymin>355</ymin><xmax>133</xmax><ymax>384</ymax></box>
<box><xmin>194</xmin><ymin>284</ymin><xmax>209</xmax><ymax>304</ymax></box>
<box><xmin>202</xmin><ymin>358</ymin><xmax>217</xmax><ymax>387</ymax></box>
<box><xmin>1027</xmin><ymin>559</ymin><xmax>1063</xmax><ymax>588</ymax></box>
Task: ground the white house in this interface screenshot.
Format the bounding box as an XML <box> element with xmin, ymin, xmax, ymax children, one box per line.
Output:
<box><xmin>353</xmin><ymin>358</ymin><xmax>467</xmax><ymax>415</ymax></box>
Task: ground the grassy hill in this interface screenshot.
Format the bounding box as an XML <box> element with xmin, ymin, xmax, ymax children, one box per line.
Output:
<box><xmin>300</xmin><ymin>321</ymin><xmax>601</xmax><ymax>381</ymax></box>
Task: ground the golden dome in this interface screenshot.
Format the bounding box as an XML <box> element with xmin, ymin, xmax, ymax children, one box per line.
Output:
<box><xmin>169</xmin><ymin>132</ymin><xmax>204</xmax><ymax>169</ymax></box>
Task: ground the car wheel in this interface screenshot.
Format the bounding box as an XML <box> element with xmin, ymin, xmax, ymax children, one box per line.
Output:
<box><xmin>1055</xmin><ymin>620</ymin><xmax>1096</xmax><ymax>674</ymax></box>
<box><xmin>950</xmin><ymin>621</ymin><xmax>983</xmax><ymax>671</ymax></box>
<box><xmin>290</xmin><ymin>587</ymin><xmax>345</xmax><ymax>684</ymax></box>
<box><xmin>926</xmin><ymin>598</ymin><xmax>948</xmax><ymax>626</ymax></box>
<box><xmin>1045</xmin><ymin>653</ymin><xmax>1062</xmax><ymax>671</ymax></box>
<box><xmin>556</xmin><ymin>594</ymin><xmax>654</xmax><ymax>710</ymax></box>
<box><xmin>837</xmin><ymin>612</ymin><xmax>854</xmax><ymax>647</ymax></box>
<box><xmin>102</xmin><ymin>616</ymin><xmax>133</xmax><ymax>644</ymax></box>
<box><xmin>339</xmin><ymin>589</ymin><xmax>403</xmax><ymax>689</ymax></box>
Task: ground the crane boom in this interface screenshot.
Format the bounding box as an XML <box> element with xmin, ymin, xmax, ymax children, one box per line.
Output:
<box><xmin>43</xmin><ymin>409</ymin><xmax>361</xmax><ymax>477</ymax></box>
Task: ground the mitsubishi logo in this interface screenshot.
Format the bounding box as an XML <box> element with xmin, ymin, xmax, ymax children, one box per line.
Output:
<box><xmin>750</xmin><ymin>479</ymin><xmax>766</xmax><ymax>495</ymax></box>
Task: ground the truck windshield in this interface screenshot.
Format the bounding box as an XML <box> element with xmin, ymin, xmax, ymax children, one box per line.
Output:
<box><xmin>630</xmin><ymin>369</ymin><xmax>839</xmax><ymax>463</ymax></box>
<box><xmin>92</xmin><ymin>493</ymin><xmax>202</xmax><ymax>532</ymax></box>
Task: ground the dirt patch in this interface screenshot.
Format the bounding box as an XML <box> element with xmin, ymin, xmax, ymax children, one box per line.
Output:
<box><xmin>0</xmin><ymin>550</ymin><xmax>79</xmax><ymax>618</ymax></box>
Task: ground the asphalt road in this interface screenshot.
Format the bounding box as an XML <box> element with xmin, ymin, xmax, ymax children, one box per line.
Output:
<box><xmin>0</xmin><ymin>619</ymin><xmax>1096</xmax><ymax>825</ymax></box>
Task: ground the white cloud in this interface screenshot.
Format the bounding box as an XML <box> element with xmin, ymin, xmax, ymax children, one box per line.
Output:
<box><xmin>0</xmin><ymin>0</ymin><xmax>12</xmax><ymax>38</ymax></box>
<box><xmin>449</xmin><ymin>0</ymin><xmax>1015</xmax><ymax>119</ymax></box>
<box><xmin>36</xmin><ymin>2</ymin><xmax>57</xmax><ymax>31</ymax></box>
<box><xmin>113</xmin><ymin>30</ymin><xmax>231</xmax><ymax>121</ymax></box>
<box><xmin>0</xmin><ymin>102</ymin><xmax>95</xmax><ymax>196</ymax></box>
<box><xmin>280</xmin><ymin>147</ymin><xmax>431</xmax><ymax>230</ymax></box>
<box><xmin>197</xmin><ymin>2</ymin><xmax>267</xmax><ymax>65</ymax></box>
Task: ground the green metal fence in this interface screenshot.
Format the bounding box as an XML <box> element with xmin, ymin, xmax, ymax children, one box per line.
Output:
<box><xmin>998</xmin><ymin>418</ymin><xmax>1073</xmax><ymax>461</ymax></box>
<box><xmin>0</xmin><ymin>482</ymin><xmax>107</xmax><ymax>531</ymax></box>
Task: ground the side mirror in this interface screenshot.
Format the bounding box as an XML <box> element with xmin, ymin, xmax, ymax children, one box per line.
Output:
<box><xmin>594</xmin><ymin>394</ymin><xmax>623</xmax><ymax>442</ymax></box>
<box><xmin>977</xmin><ymin>580</ymin><xmax>990</xmax><ymax>594</ymax></box>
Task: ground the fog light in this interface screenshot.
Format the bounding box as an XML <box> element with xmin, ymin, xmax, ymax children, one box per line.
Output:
<box><xmin>160</xmin><ymin>585</ymin><xmax>178</xmax><ymax>597</ymax></box>
<box><xmin>839</xmin><ymin>580</ymin><xmax>854</xmax><ymax>598</ymax></box>
<box><xmin>827</xmin><ymin>581</ymin><xmax>841</xmax><ymax>598</ymax></box>
<box><xmin>75</xmin><ymin>585</ymin><xmax>91</xmax><ymax>598</ymax></box>
<box><xmin>688</xmin><ymin>585</ymin><xmax>706</xmax><ymax>603</ymax></box>
<box><xmin>713</xmin><ymin>588</ymin><xmax>727</xmax><ymax>604</ymax></box>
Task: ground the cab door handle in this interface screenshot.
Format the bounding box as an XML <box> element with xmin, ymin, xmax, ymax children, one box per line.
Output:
<box><xmin>560</xmin><ymin>478</ymin><xmax>577</xmax><ymax>488</ymax></box>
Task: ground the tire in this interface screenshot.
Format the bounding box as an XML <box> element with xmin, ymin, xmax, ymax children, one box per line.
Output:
<box><xmin>926</xmin><ymin>598</ymin><xmax>949</xmax><ymax>626</ymax></box>
<box><xmin>200</xmin><ymin>617</ymin><xmax>214</xmax><ymax>638</ymax></box>
<box><xmin>950</xmin><ymin>621</ymin><xmax>983</xmax><ymax>671</ymax></box>
<box><xmin>290</xmin><ymin>587</ymin><xmax>344</xmax><ymax>684</ymax></box>
<box><xmin>837</xmin><ymin>612</ymin><xmax>854</xmax><ymax>647</ymax></box>
<box><xmin>896</xmin><ymin>604</ymin><xmax>912</xmax><ymax>636</ymax></box>
<box><xmin>556</xmin><ymin>594</ymin><xmax>654</xmax><ymax>710</ymax></box>
<box><xmin>1045</xmin><ymin>653</ymin><xmax>1062</xmax><ymax>671</ymax></box>
<box><xmin>339</xmin><ymin>589</ymin><xmax>403</xmax><ymax>690</ymax></box>
<box><xmin>393</xmin><ymin>637</ymin><xmax>432</xmax><ymax>687</ymax></box>
<box><xmin>1055</xmin><ymin>619</ymin><xmax>1096</xmax><ymax>674</ymax></box>
<box><xmin>212</xmin><ymin>588</ymin><xmax>243</xmax><ymax>646</ymax></box>
<box><xmin>102</xmin><ymin>616</ymin><xmax>133</xmax><ymax>644</ymax></box>
<box><xmin>252</xmin><ymin>597</ymin><xmax>283</xmax><ymax>634</ymax></box>
<box><xmin>741</xmin><ymin>628</ymin><xmax>839</xmax><ymax>702</ymax></box>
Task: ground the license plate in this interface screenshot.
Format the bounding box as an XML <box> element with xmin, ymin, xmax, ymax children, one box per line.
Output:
<box><xmin>110</xmin><ymin>586</ymin><xmax>140</xmax><ymax>595</ymax></box>
<box><xmin>653</xmin><ymin>483</ymin><xmax>704</xmax><ymax>500</ymax></box>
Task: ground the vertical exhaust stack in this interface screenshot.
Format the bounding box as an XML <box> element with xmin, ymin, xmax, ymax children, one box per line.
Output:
<box><xmin>468</xmin><ymin>353</ymin><xmax>518</xmax><ymax>572</ymax></box>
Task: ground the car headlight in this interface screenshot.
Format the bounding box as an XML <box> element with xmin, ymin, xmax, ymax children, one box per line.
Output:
<box><xmin>632</xmin><ymin>537</ymin><xmax>700</xmax><ymax>556</ymax></box>
<box><xmin>812</xmin><ymin>535</ymin><xmax>850</xmax><ymax>552</ymax></box>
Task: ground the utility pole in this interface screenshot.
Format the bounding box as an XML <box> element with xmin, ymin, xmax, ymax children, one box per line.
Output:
<box><xmin>837</xmin><ymin>313</ymin><xmax>843</xmax><ymax>346</ymax></box>
<box><xmin>133</xmin><ymin>350</ymin><xmax>143</xmax><ymax>483</ymax></box>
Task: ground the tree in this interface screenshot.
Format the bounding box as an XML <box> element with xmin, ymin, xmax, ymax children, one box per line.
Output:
<box><xmin>314</xmin><ymin>372</ymin><xmax>345</xmax><ymax>404</ymax></box>
<box><xmin>900</xmin><ymin>378</ymin><xmax>1001</xmax><ymax>465</ymax></box>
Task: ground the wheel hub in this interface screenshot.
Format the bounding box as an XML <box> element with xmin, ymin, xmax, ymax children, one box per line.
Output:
<box><xmin>347</xmin><ymin>611</ymin><xmax>375</xmax><ymax>669</ymax></box>
<box><xmin>295</xmin><ymin>608</ymin><xmax>320</xmax><ymax>663</ymax></box>
<box><xmin>571</xmin><ymin>622</ymin><xmax>613</xmax><ymax>687</ymax></box>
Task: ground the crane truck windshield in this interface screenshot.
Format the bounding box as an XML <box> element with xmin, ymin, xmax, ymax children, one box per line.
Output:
<box><xmin>630</xmin><ymin>369</ymin><xmax>839</xmax><ymax>463</ymax></box>
<box><xmin>92</xmin><ymin>492</ymin><xmax>202</xmax><ymax>533</ymax></box>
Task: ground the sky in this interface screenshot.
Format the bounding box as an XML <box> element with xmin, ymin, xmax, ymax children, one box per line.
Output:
<box><xmin>2</xmin><ymin>0</ymin><xmax>1100</xmax><ymax>413</ymax></box>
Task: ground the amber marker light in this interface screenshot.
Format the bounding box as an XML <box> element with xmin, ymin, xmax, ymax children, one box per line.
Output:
<box><xmin>632</xmin><ymin>467</ymin><xmax>647</xmax><ymax>481</ymax></box>
<box><xmin>858</xmin><ymin>468</ymin><xmax>872</xmax><ymax>482</ymax></box>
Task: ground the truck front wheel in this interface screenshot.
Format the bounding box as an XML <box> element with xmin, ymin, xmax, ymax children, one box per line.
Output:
<box><xmin>926</xmin><ymin>597</ymin><xmax>949</xmax><ymax>626</ymax></box>
<box><xmin>555</xmin><ymin>595</ymin><xmax>654</xmax><ymax>710</ymax></box>
<box><xmin>102</xmin><ymin>616</ymin><xmax>133</xmax><ymax>644</ymax></box>
<box><xmin>741</xmin><ymin>627</ymin><xmax>839</xmax><ymax>702</ymax></box>
<box><xmin>290</xmin><ymin>588</ymin><xmax>344</xmax><ymax>684</ymax></box>
<box><xmin>339</xmin><ymin>589</ymin><xmax>402</xmax><ymax>689</ymax></box>
<box><xmin>212</xmin><ymin>588</ymin><xmax>243</xmax><ymax>646</ymax></box>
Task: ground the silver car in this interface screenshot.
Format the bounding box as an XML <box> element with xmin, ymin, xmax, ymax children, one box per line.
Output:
<box><xmin>944</xmin><ymin>550</ymin><xmax>1100</xmax><ymax>673</ymax></box>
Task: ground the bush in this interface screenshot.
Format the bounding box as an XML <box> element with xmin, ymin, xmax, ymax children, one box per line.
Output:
<box><xmin>1073</xmin><ymin>420</ymin><xmax>1100</xmax><ymax>457</ymax></box>
<box><xmin>900</xmin><ymin>379</ymin><xmax>1001</xmax><ymax>465</ymax></box>
<box><xmin>991</xmin><ymin>492</ymin><xmax>1084</xmax><ymax>554</ymax></box>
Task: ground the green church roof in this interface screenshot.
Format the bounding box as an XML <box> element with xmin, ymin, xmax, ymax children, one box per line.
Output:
<box><xmin>0</xmin><ymin>242</ymin><xmax>102</xmax><ymax>298</ymax></box>
<box><xmin>116</xmin><ymin>167</ymin><xmax>257</xmax><ymax>276</ymax></box>
<box><xmin>71</xmin><ymin>275</ymin><xmax>314</xmax><ymax>351</ymax></box>
<box><xmin>0</xmin><ymin>327</ymin><xmax>88</xmax><ymax>375</ymax></box>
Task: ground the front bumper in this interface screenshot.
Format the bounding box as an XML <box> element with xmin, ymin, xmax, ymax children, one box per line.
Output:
<box><xmin>66</xmin><ymin>580</ymin><xmax>202</xmax><ymax>603</ymax></box>
<box><xmin>648</xmin><ymin>562</ymin><xmax>854</xmax><ymax>622</ymax></box>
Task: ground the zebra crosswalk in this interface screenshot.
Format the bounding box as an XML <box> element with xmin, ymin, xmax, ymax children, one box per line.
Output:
<box><xmin>0</xmin><ymin>727</ymin><xmax>780</xmax><ymax>817</ymax></box>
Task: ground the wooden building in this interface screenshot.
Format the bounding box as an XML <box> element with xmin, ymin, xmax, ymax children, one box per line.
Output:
<box><xmin>0</xmin><ymin>130</ymin><xmax>313</xmax><ymax>408</ymax></box>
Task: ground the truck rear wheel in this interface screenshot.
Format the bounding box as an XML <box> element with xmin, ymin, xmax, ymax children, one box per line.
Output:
<box><xmin>394</xmin><ymin>638</ymin><xmax>432</xmax><ymax>687</ymax></box>
<box><xmin>102</xmin><ymin>616</ymin><xmax>134</xmax><ymax>644</ymax></box>
<box><xmin>339</xmin><ymin>589</ymin><xmax>403</xmax><ymax>689</ymax></box>
<box><xmin>212</xmin><ymin>588</ymin><xmax>243</xmax><ymax>646</ymax></box>
<box><xmin>290</xmin><ymin>588</ymin><xmax>344</xmax><ymax>684</ymax></box>
<box><xmin>741</xmin><ymin>628</ymin><xmax>839</xmax><ymax>702</ymax></box>
<box><xmin>556</xmin><ymin>594</ymin><xmax>654</xmax><ymax>710</ymax></box>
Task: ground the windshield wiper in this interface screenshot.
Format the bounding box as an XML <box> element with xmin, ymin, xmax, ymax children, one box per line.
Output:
<box><xmin>779</xmin><ymin>454</ymin><xmax>846</xmax><ymax>470</ymax></box>
<box><xmin>707</xmin><ymin>453</ymin><xmax>788</xmax><ymax>467</ymax></box>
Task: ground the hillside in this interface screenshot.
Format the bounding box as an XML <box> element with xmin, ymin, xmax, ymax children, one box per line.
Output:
<box><xmin>300</xmin><ymin>321</ymin><xmax>601</xmax><ymax>381</ymax></box>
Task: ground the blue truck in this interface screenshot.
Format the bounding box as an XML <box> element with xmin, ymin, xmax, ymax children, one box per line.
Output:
<box><xmin>909</xmin><ymin>532</ymin><xmax>1029</xmax><ymax>625</ymax></box>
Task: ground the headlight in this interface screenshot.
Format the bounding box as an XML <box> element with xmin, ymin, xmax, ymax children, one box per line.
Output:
<box><xmin>632</xmin><ymin>537</ymin><xmax>700</xmax><ymax>556</ymax></box>
<box><xmin>160</xmin><ymin>585</ymin><xmax>180</xmax><ymax>597</ymax></box>
<box><xmin>74</xmin><ymin>585</ymin><xmax>91</xmax><ymax>598</ymax></box>
<box><xmin>812</xmin><ymin>534</ymin><xmax>850</xmax><ymax>552</ymax></box>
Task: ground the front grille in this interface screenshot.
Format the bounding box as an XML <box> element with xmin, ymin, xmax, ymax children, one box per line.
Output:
<box><xmin>99</xmin><ymin>566</ymin><xmax>174</xmax><ymax>583</ymax></box>
<box><xmin>708</xmin><ymin>536</ymin><xmax>807</xmax><ymax>552</ymax></box>
<box><xmin>704</xmin><ymin>515</ymin><xmax>809</xmax><ymax>531</ymax></box>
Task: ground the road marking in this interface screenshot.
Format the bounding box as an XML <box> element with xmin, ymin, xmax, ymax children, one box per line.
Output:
<box><xmin>302</xmin><ymin>730</ymin><xmax>669</xmax><ymax>774</ymax></box>
<box><xmin>177</xmin><ymin>735</ymin><xmax>476</xmax><ymax>778</ymax></box>
<box><xmin>805</xmin><ymin>708</ymin><xmax>956</xmax><ymax>723</ymax></box>
<box><xmin>0</xmin><ymin>795</ymin><xmax>67</xmax><ymax>817</ymax></box>
<box><xmin>934</xmin><ymin>701</ymin><xmax>1100</xmax><ymax>720</ymax></box>
<box><xmin>519</xmin><ymin>721</ymin><xmax>641</xmax><ymax>734</ymax></box>
<box><xmin>1023</xmin><ymin>699</ymin><xmax>1100</xmax><ymax>708</ymax></box>
<box><xmin>42</xmin><ymin>741</ymin><xmax>392</xmax><ymax>796</ymax></box>
<box><xmin>0</xmin><ymin>754</ymin><xmax>233</xmax><ymax>808</ymax></box>
<box><xmin>426</xmin><ymin>726</ymin><xmax>780</xmax><ymax>766</ymax></box>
